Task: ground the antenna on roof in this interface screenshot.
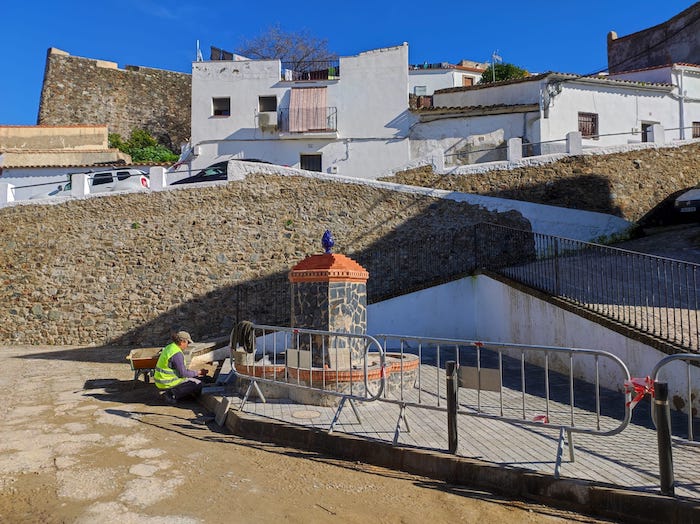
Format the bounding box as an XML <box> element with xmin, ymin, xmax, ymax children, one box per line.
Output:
<box><xmin>196</xmin><ymin>40</ymin><xmax>203</xmax><ymax>62</ymax></box>
<box><xmin>491</xmin><ymin>50</ymin><xmax>503</xmax><ymax>82</ymax></box>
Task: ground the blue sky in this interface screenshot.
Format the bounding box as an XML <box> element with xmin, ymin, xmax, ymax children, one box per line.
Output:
<box><xmin>0</xmin><ymin>1</ymin><xmax>695</xmax><ymax>125</ymax></box>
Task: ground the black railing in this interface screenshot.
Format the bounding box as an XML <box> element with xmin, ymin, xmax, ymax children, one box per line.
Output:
<box><xmin>278</xmin><ymin>107</ymin><xmax>337</xmax><ymax>133</ymax></box>
<box><xmin>476</xmin><ymin>223</ymin><xmax>700</xmax><ymax>351</ymax></box>
<box><xmin>281</xmin><ymin>60</ymin><xmax>340</xmax><ymax>81</ymax></box>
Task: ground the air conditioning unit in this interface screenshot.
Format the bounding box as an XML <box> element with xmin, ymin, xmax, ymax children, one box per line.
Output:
<box><xmin>258</xmin><ymin>111</ymin><xmax>278</xmax><ymax>129</ymax></box>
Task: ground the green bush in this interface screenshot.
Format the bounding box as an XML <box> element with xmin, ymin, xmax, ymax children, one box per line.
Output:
<box><xmin>109</xmin><ymin>129</ymin><xmax>178</xmax><ymax>163</ymax></box>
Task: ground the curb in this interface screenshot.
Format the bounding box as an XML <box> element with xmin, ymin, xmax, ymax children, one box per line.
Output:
<box><xmin>200</xmin><ymin>394</ymin><xmax>700</xmax><ymax>523</ymax></box>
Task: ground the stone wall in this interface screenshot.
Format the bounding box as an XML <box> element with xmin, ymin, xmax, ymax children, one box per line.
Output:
<box><xmin>381</xmin><ymin>142</ymin><xmax>700</xmax><ymax>223</ymax></box>
<box><xmin>37</xmin><ymin>49</ymin><xmax>191</xmax><ymax>151</ymax></box>
<box><xmin>0</xmin><ymin>174</ymin><xmax>529</xmax><ymax>347</ymax></box>
<box><xmin>607</xmin><ymin>3</ymin><xmax>700</xmax><ymax>73</ymax></box>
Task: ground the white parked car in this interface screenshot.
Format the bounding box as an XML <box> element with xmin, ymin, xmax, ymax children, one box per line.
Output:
<box><xmin>675</xmin><ymin>184</ymin><xmax>700</xmax><ymax>217</ymax></box>
<box><xmin>30</xmin><ymin>168</ymin><xmax>150</xmax><ymax>199</ymax></box>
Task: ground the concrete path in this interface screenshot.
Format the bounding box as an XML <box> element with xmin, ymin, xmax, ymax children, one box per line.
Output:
<box><xmin>211</xmin><ymin>363</ymin><xmax>700</xmax><ymax>502</ymax></box>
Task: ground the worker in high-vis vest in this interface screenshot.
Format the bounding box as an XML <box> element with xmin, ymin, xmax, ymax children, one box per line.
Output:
<box><xmin>155</xmin><ymin>331</ymin><xmax>208</xmax><ymax>405</ymax></box>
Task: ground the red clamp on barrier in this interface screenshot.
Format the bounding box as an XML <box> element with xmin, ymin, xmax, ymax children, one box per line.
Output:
<box><xmin>533</xmin><ymin>415</ymin><xmax>549</xmax><ymax>423</ymax></box>
<box><xmin>624</xmin><ymin>376</ymin><xmax>655</xmax><ymax>409</ymax></box>
<box><xmin>473</xmin><ymin>341</ymin><xmax>484</xmax><ymax>348</ymax></box>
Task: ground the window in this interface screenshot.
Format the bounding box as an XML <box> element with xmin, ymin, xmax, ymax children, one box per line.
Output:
<box><xmin>414</xmin><ymin>86</ymin><xmax>427</xmax><ymax>96</ymax></box>
<box><xmin>462</xmin><ymin>76</ymin><xmax>473</xmax><ymax>87</ymax></box>
<box><xmin>92</xmin><ymin>172</ymin><xmax>113</xmax><ymax>186</ymax></box>
<box><xmin>300</xmin><ymin>154</ymin><xmax>322</xmax><ymax>172</ymax></box>
<box><xmin>693</xmin><ymin>121</ymin><xmax>700</xmax><ymax>139</ymax></box>
<box><xmin>116</xmin><ymin>170</ymin><xmax>131</xmax><ymax>181</ymax></box>
<box><xmin>259</xmin><ymin>96</ymin><xmax>277</xmax><ymax>112</ymax></box>
<box><xmin>212</xmin><ymin>97</ymin><xmax>230</xmax><ymax>116</ymax></box>
<box><xmin>578</xmin><ymin>112</ymin><xmax>598</xmax><ymax>139</ymax></box>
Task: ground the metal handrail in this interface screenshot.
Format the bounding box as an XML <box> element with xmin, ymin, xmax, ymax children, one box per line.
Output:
<box><xmin>476</xmin><ymin>223</ymin><xmax>700</xmax><ymax>351</ymax></box>
<box><xmin>280</xmin><ymin>60</ymin><xmax>340</xmax><ymax>81</ymax></box>
<box><xmin>278</xmin><ymin>107</ymin><xmax>338</xmax><ymax>133</ymax></box>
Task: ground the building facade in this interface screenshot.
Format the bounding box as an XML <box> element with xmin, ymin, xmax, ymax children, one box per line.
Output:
<box><xmin>411</xmin><ymin>70</ymin><xmax>700</xmax><ymax>164</ymax></box>
<box><xmin>187</xmin><ymin>44</ymin><xmax>414</xmax><ymax>179</ymax></box>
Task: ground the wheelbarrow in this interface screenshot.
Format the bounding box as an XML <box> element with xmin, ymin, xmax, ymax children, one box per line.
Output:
<box><xmin>126</xmin><ymin>347</ymin><xmax>162</xmax><ymax>385</ymax></box>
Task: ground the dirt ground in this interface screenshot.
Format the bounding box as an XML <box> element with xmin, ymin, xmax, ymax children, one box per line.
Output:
<box><xmin>0</xmin><ymin>345</ymin><xmax>611</xmax><ymax>524</ymax></box>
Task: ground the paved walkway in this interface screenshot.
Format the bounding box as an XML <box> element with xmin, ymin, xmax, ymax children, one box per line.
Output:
<box><xmin>210</xmin><ymin>359</ymin><xmax>700</xmax><ymax>502</ymax></box>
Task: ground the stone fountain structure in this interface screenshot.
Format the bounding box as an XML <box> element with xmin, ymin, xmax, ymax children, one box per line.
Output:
<box><xmin>232</xmin><ymin>231</ymin><xmax>418</xmax><ymax>406</ymax></box>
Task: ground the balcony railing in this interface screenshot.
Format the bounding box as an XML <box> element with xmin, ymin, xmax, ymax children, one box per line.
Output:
<box><xmin>281</xmin><ymin>60</ymin><xmax>340</xmax><ymax>81</ymax></box>
<box><xmin>278</xmin><ymin>107</ymin><xmax>337</xmax><ymax>133</ymax></box>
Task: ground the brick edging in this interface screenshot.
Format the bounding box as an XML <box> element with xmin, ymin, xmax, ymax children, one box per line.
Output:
<box><xmin>201</xmin><ymin>394</ymin><xmax>700</xmax><ymax>524</ymax></box>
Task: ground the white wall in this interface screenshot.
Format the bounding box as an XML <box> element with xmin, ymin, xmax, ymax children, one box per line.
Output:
<box><xmin>541</xmin><ymin>83</ymin><xmax>675</xmax><ymax>146</ymax></box>
<box><xmin>189</xmin><ymin>44</ymin><xmax>414</xmax><ymax>180</ymax></box>
<box><xmin>422</xmin><ymin>76</ymin><xmax>696</xmax><ymax>155</ymax></box>
<box><xmin>434</xmin><ymin>77</ymin><xmax>543</xmax><ymax>107</ymax></box>
<box><xmin>410</xmin><ymin>111</ymin><xmax>539</xmax><ymax>161</ymax></box>
<box><xmin>367</xmin><ymin>275</ymin><xmax>699</xmax><ymax>414</ymax></box>
<box><xmin>368</xmin><ymin>277</ymin><xmax>477</xmax><ymax>338</ymax></box>
<box><xmin>409</xmin><ymin>69</ymin><xmax>481</xmax><ymax>95</ymax></box>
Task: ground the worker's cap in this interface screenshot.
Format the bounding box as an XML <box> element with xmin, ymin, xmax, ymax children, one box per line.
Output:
<box><xmin>174</xmin><ymin>331</ymin><xmax>194</xmax><ymax>344</ymax></box>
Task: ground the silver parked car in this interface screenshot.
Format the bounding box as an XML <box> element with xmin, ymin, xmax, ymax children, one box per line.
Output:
<box><xmin>30</xmin><ymin>168</ymin><xmax>150</xmax><ymax>199</ymax></box>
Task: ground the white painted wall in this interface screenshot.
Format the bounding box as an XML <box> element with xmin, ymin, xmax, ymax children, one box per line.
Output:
<box><xmin>367</xmin><ymin>274</ymin><xmax>699</xmax><ymax>414</ymax></box>
<box><xmin>189</xmin><ymin>44</ymin><xmax>414</xmax><ymax>180</ymax></box>
<box><xmin>367</xmin><ymin>277</ymin><xmax>477</xmax><ymax>338</ymax></box>
<box><xmin>409</xmin><ymin>69</ymin><xmax>482</xmax><ymax>95</ymax></box>
<box><xmin>428</xmin><ymin>75</ymin><xmax>696</xmax><ymax>151</ymax></box>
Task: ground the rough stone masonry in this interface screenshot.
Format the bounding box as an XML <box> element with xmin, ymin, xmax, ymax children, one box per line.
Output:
<box><xmin>0</xmin><ymin>173</ymin><xmax>528</xmax><ymax>346</ymax></box>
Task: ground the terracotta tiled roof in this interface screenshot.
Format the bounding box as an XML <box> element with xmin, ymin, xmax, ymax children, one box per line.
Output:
<box><xmin>289</xmin><ymin>253</ymin><xmax>369</xmax><ymax>283</ymax></box>
<box><xmin>434</xmin><ymin>71</ymin><xmax>673</xmax><ymax>95</ymax></box>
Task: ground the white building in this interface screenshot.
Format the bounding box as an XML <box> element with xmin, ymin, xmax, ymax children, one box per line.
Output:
<box><xmin>187</xmin><ymin>44</ymin><xmax>414</xmax><ymax>179</ymax></box>
<box><xmin>413</xmin><ymin>68</ymin><xmax>700</xmax><ymax>164</ymax></box>
<box><xmin>409</xmin><ymin>60</ymin><xmax>487</xmax><ymax>96</ymax></box>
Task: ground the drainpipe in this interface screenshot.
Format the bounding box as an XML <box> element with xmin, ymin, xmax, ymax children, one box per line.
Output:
<box><xmin>678</xmin><ymin>67</ymin><xmax>686</xmax><ymax>140</ymax></box>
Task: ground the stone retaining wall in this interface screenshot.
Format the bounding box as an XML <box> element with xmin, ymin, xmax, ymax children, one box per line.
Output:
<box><xmin>382</xmin><ymin>142</ymin><xmax>700</xmax><ymax>223</ymax></box>
<box><xmin>0</xmin><ymin>174</ymin><xmax>528</xmax><ymax>346</ymax></box>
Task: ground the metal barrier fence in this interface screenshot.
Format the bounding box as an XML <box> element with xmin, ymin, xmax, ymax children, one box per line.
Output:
<box><xmin>651</xmin><ymin>354</ymin><xmax>700</xmax><ymax>446</ymax></box>
<box><xmin>226</xmin><ymin>324</ymin><xmax>385</xmax><ymax>430</ymax></box>
<box><xmin>375</xmin><ymin>334</ymin><xmax>632</xmax><ymax>477</ymax></box>
<box><xmin>476</xmin><ymin>222</ymin><xmax>700</xmax><ymax>352</ymax></box>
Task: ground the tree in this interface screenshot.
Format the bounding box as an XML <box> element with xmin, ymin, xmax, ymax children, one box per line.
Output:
<box><xmin>237</xmin><ymin>25</ymin><xmax>336</xmax><ymax>70</ymax></box>
<box><xmin>109</xmin><ymin>129</ymin><xmax>178</xmax><ymax>163</ymax></box>
<box><xmin>478</xmin><ymin>63</ymin><xmax>530</xmax><ymax>84</ymax></box>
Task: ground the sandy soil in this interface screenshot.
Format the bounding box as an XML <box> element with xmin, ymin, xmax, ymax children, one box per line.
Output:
<box><xmin>0</xmin><ymin>345</ymin><xmax>609</xmax><ymax>523</ymax></box>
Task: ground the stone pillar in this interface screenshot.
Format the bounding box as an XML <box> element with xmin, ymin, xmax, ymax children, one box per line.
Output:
<box><xmin>289</xmin><ymin>252</ymin><xmax>369</xmax><ymax>366</ymax></box>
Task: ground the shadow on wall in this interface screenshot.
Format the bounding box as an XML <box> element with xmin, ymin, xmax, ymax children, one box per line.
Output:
<box><xmin>481</xmin><ymin>174</ymin><xmax>623</xmax><ymax>218</ymax></box>
<box><xmin>100</xmin><ymin>199</ymin><xmax>532</xmax><ymax>347</ymax></box>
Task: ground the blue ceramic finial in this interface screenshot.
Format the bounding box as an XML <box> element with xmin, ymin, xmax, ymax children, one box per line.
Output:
<box><xmin>322</xmin><ymin>230</ymin><xmax>335</xmax><ymax>254</ymax></box>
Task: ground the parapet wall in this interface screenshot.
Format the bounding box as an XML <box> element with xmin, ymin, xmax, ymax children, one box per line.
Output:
<box><xmin>0</xmin><ymin>173</ymin><xmax>529</xmax><ymax>346</ymax></box>
<box><xmin>37</xmin><ymin>48</ymin><xmax>191</xmax><ymax>151</ymax></box>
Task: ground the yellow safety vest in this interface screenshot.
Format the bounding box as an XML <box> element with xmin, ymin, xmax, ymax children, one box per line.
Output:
<box><xmin>154</xmin><ymin>342</ymin><xmax>187</xmax><ymax>390</ymax></box>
